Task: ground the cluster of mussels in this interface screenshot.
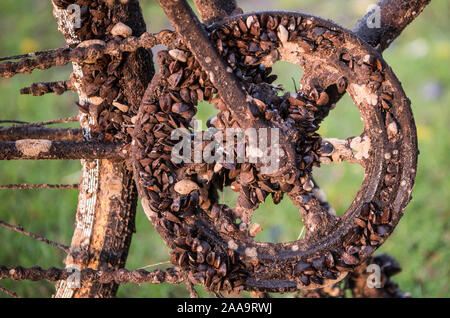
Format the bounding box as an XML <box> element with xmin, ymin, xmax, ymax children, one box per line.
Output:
<box><xmin>132</xmin><ymin>10</ymin><xmax>414</xmax><ymax>294</ymax></box>
<box><xmin>53</xmin><ymin>0</ymin><xmax>152</xmax><ymax>143</ymax></box>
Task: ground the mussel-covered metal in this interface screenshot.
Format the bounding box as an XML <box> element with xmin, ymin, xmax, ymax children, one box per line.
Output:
<box><xmin>130</xmin><ymin>11</ymin><xmax>418</xmax><ymax>294</ymax></box>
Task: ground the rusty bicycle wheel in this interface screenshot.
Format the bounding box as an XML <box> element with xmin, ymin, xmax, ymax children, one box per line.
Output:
<box><xmin>131</xmin><ymin>11</ymin><xmax>418</xmax><ymax>293</ymax></box>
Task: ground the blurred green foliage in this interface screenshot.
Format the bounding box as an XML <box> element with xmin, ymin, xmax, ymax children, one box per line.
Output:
<box><xmin>0</xmin><ymin>0</ymin><xmax>448</xmax><ymax>297</ymax></box>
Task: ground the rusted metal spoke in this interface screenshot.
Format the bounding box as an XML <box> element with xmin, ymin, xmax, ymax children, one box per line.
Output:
<box><xmin>0</xmin><ymin>184</ymin><xmax>78</xmax><ymax>190</ymax></box>
<box><xmin>318</xmin><ymin>137</ymin><xmax>369</xmax><ymax>167</ymax></box>
<box><xmin>310</xmin><ymin>177</ymin><xmax>335</xmax><ymax>215</ymax></box>
<box><xmin>0</xmin><ymin>220</ymin><xmax>70</xmax><ymax>253</ymax></box>
<box><xmin>288</xmin><ymin>188</ymin><xmax>338</xmax><ymax>238</ymax></box>
<box><xmin>20</xmin><ymin>80</ymin><xmax>75</xmax><ymax>96</ymax></box>
<box><xmin>0</xmin><ymin>127</ymin><xmax>82</xmax><ymax>142</ymax></box>
<box><xmin>0</xmin><ymin>139</ymin><xmax>127</xmax><ymax>160</ymax></box>
<box><xmin>0</xmin><ymin>116</ymin><xmax>79</xmax><ymax>128</ymax></box>
<box><xmin>0</xmin><ymin>285</ymin><xmax>20</xmax><ymax>298</ymax></box>
<box><xmin>137</xmin><ymin>261</ymin><xmax>171</xmax><ymax>270</ymax></box>
<box><xmin>0</xmin><ymin>266</ymin><xmax>184</xmax><ymax>285</ymax></box>
<box><xmin>0</xmin><ymin>47</ymin><xmax>68</xmax><ymax>62</ymax></box>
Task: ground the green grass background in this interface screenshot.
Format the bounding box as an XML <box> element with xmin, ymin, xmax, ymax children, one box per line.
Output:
<box><xmin>0</xmin><ymin>0</ymin><xmax>448</xmax><ymax>297</ymax></box>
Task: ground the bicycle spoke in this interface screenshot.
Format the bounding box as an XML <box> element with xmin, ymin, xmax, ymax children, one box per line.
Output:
<box><xmin>0</xmin><ymin>127</ymin><xmax>82</xmax><ymax>142</ymax></box>
<box><xmin>0</xmin><ymin>184</ymin><xmax>78</xmax><ymax>190</ymax></box>
<box><xmin>185</xmin><ymin>278</ymin><xmax>200</xmax><ymax>298</ymax></box>
<box><xmin>0</xmin><ymin>220</ymin><xmax>70</xmax><ymax>253</ymax></box>
<box><xmin>0</xmin><ymin>47</ymin><xmax>68</xmax><ymax>62</ymax></box>
<box><xmin>0</xmin><ymin>140</ymin><xmax>127</xmax><ymax>160</ymax></box>
<box><xmin>318</xmin><ymin>136</ymin><xmax>370</xmax><ymax>167</ymax></box>
<box><xmin>0</xmin><ymin>285</ymin><xmax>20</xmax><ymax>298</ymax></box>
<box><xmin>20</xmin><ymin>80</ymin><xmax>75</xmax><ymax>96</ymax></box>
<box><xmin>0</xmin><ymin>116</ymin><xmax>79</xmax><ymax>128</ymax></box>
<box><xmin>289</xmin><ymin>187</ymin><xmax>338</xmax><ymax>239</ymax></box>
